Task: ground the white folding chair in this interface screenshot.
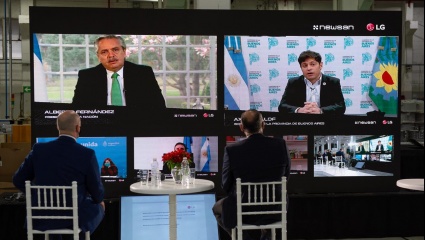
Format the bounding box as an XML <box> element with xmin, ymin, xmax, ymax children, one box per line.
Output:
<box><xmin>326</xmin><ymin>156</ymin><xmax>333</xmax><ymax>166</ymax></box>
<box><xmin>334</xmin><ymin>156</ymin><xmax>345</xmax><ymax>168</ymax></box>
<box><xmin>315</xmin><ymin>156</ymin><xmax>321</xmax><ymax>165</ymax></box>
<box><xmin>25</xmin><ymin>180</ymin><xmax>90</xmax><ymax>240</ymax></box>
<box><xmin>231</xmin><ymin>177</ymin><xmax>287</xmax><ymax>240</ymax></box>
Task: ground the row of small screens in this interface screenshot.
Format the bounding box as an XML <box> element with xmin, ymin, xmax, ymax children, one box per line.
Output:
<box><xmin>35</xmin><ymin>135</ymin><xmax>394</xmax><ymax>180</ymax></box>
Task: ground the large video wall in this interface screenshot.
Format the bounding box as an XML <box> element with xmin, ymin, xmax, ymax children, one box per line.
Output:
<box><xmin>30</xmin><ymin>7</ymin><xmax>402</xmax><ymax>197</ymax></box>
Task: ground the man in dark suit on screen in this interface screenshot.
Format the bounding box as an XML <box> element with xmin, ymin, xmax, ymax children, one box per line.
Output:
<box><xmin>278</xmin><ymin>50</ymin><xmax>345</xmax><ymax>115</ymax></box>
<box><xmin>13</xmin><ymin>110</ymin><xmax>105</xmax><ymax>239</ymax></box>
<box><xmin>72</xmin><ymin>35</ymin><xmax>166</xmax><ymax>109</ymax></box>
<box><xmin>358</xmin><ymin>142</ymin><xmax>366</xmax><ymax>153</ymax></box>
<box><xmin>212</xmin><ymin>109</ymin><xmax>291</xmax><ymax>240</ymax></box>
<box><xmin>375</xmin><ymin>140</ymin><xmax>385</xmax><ymax>152</ymax></box>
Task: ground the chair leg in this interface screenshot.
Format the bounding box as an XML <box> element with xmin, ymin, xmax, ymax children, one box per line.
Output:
<box><xmin>86</xmin><ymin>231</ymin><xmax>91</xmax><ymax>240</ymax></box>
<box><xmin>45</xmin><ymin>233</ymin><xmax>49</xmax><ymax>240</ymax></box>
<box><xmin>238</xmin><ymin>228</ymin><xmax>242</xmax><ymax>240</ymax></box>
<box><xmin>271</xmin><ymin>228</ymin><xmax>276</xmax><ymax>240</ymax></box>
<box><xmin>282</xmin><ymin>228</ymin><xmax>287</xmax><ymax>240</ymax></box>
<box><xmin>231</xmin><ymin>228</ymin><xmax>236</xmax><ymax>240</ymax></box>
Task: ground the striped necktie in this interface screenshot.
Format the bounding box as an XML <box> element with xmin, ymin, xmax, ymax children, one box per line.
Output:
<box><xmin>111</xmin><ymin>72</ymin><xmax>123</xmax><ymax>106</ymax></box>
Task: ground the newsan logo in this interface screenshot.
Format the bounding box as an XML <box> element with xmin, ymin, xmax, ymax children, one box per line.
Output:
<box><xmin>313</xmin><ymin>25</ymin><xmax>354</xmax><ymax>31</ymax></box>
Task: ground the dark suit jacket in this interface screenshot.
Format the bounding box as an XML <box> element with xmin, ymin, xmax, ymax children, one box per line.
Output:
<box><xmin>13</xmin><ymin>136</ymin><xmax>105</xmax><ymax>233</ymax></box>
<box><xmin>221</xmin><ymin>134</ymin><xmax>291</xmax><ymax>227</ymax></box>
<box><xmin>72</xmin><ymin>61</ymin><xmax>166</xmax><ymax>109</ymax></box>
<box><xmin>278</xmin><ymin>74</ymin><xmax>346</xmax><ymax>114</ymax></box>
<box><xmin>376</xmin><ymin>144</ymin><xmax>385</xmax><ymax>152</ymax></box>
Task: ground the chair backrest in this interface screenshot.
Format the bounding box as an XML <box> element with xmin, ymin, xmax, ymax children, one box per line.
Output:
<box><xmin>235</xmin><ymin>177</ymin><xmax>287</xmax><ymax>227</ymax></box>
<box><xmin>335</xmin><ymin>156</ymin><xmax>343</xmax><ymax>162</ymax></box>
<box><xmin>25</xmin><ymin>180</ymin><xmax>79</xmax><ymax>238</ymax></box>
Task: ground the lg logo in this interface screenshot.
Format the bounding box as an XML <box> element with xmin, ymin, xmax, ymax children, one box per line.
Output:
<box><xmin>366</xmin><ymin>23</ymin><xmax>385</xmax><ymax>31</ymax></box>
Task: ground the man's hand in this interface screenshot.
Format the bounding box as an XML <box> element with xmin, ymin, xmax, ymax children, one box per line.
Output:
<box><xmin>297</xmin><ymin>102</ymin><xmax>322</xmax><ymax>114</ymax></box>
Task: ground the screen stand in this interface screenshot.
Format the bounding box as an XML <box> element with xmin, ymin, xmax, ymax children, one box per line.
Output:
<box><xmin>169</xmin><ymin>194</ymin><xmax>177</xmax><ymax>240</ymax></box>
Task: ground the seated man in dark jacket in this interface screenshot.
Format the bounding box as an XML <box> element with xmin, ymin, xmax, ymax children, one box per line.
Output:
<box><xmin>212</xmin><ymin>109</ymin><xmax>291</xmax><ymax>240</ymax></box>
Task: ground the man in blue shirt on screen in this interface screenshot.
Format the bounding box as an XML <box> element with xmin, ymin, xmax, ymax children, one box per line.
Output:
<box><xmin>278</xmin><ymin>50</ymin><xmax>346</xmax><ymax>115</ymax></box>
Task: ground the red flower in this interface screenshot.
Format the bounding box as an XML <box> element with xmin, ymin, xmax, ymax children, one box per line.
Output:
<box><xmin>162</xmin><ymin>150</ymin><xmax>192</xmax><ymax>170</ymax></box>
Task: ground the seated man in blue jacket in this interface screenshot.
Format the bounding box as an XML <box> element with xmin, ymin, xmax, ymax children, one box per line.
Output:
<box><xmin>13</xmin><ymin>110</ymin><xmax>105</xmax><ymax>240</ymax></box>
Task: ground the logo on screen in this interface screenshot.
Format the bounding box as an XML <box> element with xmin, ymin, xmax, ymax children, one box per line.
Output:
<box><xmin>366</xmin><ymin>23</ymin><xmax>385</xmax><ymax>31</ymax></box>
<box><xmin>313</xmin><ymin>25</ymin><xmax>354</xmax><ymax>31</ymax></box>
<box><xmin>268</xmin><ymin>37</ymin><xmax>278</xmax><ymax>50</ymax></box>
<box><xmin>343</xmin><ymin>68</ymin><xmax>353</xmax><ymax>80</ymax></box>
<box><xmin>324</xmin><ymin>53</ymin><xmax>335</xmax><ymax>65</ymax></box>
<box><xmin>344</xmin><ymin>37</ymin><xmax>354</xmax><ymax>49</ymax></box>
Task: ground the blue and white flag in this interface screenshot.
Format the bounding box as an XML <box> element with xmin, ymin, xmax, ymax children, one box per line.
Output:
<box><xmin>224</xmin><ymin>36</ymin><xmax>250</xmax><ymax>110</ymax></box>
<box><xmin>200</xmin><ymin>136</ymin><xmax>211</xmax><ymax>172</ymax></box>
<box><xmin>183</xmin><ymin>136</ymin><xmax>192</xmax><ymax>153</ymax></box>
<box><xmin>33</xmin><ymin>34</ymin><xmax>48</xmax><ymax>102</ymax></box>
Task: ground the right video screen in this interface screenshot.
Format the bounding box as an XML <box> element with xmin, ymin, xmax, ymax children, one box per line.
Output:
<box><xmin>221</xmin><ymin>10</ymin><xmax>402</xmax><ymax>194</ymax></box>
<box><xmin>224</xmin><ymin>35</ymin><xmax>400</xmax><ymax>126</ymax></box>
<box><xmin>313</xmin><ymin>135</ymin><xmax>394</xmax><ymax>177</ymax></box>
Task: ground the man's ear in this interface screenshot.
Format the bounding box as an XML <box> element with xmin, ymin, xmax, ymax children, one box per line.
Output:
<box><xmin>261</xmin><ymin>121</ymin><xmax>265</xmax><ymax>130</ymax></box>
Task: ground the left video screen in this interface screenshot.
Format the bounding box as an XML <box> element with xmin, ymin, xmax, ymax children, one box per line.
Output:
<box><xmin>36</xmin><ymin>136</ymin><xmax>127</xmax><ymax>180</ymax></box>
<box><xmin>32</xmin><ymin>33</ymin><xmax>218</xmax><ymax>126</ymax></box>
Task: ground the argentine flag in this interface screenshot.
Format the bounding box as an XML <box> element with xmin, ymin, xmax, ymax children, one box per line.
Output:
<box><xmin>33</xmin><ymin>34</ymin><xmax>48</xmax><ymax>102</ymax></box>
<box><xmin>224</xmin><ymin>36</ymin><xmax>250</xmax><ymax>110</ymax></box>
<box><xmin>183</xmin><ymin>136</ymin><xmax>192</xmax><ymax>153</ymax></box>
<box><xmin>199</xmin><ymin>136</ymin><xmax>211</xmax><ymax>172</ymax></box>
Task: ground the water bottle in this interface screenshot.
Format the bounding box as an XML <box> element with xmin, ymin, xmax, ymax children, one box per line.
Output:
<box><xmin>181</xmin><ymin>157</ymin><xmax>190</xmax><ymax>186</ymax></box>
<box><xmin>151</xmin><ymin>158</ymin><xmax>159</xmax><ymax>186</ymax></box>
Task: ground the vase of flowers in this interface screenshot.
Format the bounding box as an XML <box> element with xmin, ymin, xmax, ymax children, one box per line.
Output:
<box><xmin>162</xmin><ymin>150</ymin><xmax>193</xmax><ymax>184</ymax></box>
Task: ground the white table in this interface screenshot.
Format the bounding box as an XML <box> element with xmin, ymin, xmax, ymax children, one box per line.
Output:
<box><xmin>130</xmin><ymin>179</ymin><xmax>215</xmax><ymax>240</ymax></box>
<box><xmin>396</xmin><ymin>178</ymin><xmax>424</xmax><ymax>191</ymax></box>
